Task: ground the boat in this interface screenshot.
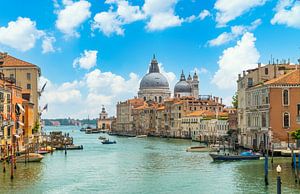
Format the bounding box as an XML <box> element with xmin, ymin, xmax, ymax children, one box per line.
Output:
<box><xmin>37</xmin><ymin>150</ymin><xmax>49</xmax><ymax>155</ymax></box>
<box><xmin>80</xmin><ymin>127</ymin><xmax>86</xmax><ymax>132</ymax></box>
<box><xmin>85</xmin><ymin>128</ymin><xmax>92</xmax><ymax>134</ymax></box>
<box><xmin>280</xmin><ymin>149</ymin><xmax>300</xmax><ymax>156</ymax></box>
<box><xmin>55</xmin><ymin>145</ymin><xmax>83</xmax><ymax>150</ymax></box>
<box><xmin>98</xmin><ymin>136</ymin><xmax>107</xmax><ymax>140</ymax></box>
<box><xmin>136</xmin><ymin>135</ymin><xmax>147</xmax><ymax>138</ymax></box>
<box><xmin>101</xmin><ymin>139</ymin><xmax>116</xmax><ymax>144</ymax></box>
<box><xmin>16</xmin><ymin>153</ymin><xmax>44</xmax><ymax>163</ymax></box>
<box><xmin>209</xmin><ymin>152</ymin><xmax>260</xmax><ymax>161</ymax></box>
<box><xmin>186</xmin><ymin>146</ymin><xmax>213</xmax><ymax>152</ymax></box>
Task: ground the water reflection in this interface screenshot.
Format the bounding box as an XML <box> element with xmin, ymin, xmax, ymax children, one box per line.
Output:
<box><xmin>0</xmin><ymin>162</ymin><xmax>44</xmax><ymax>192</ymax></box>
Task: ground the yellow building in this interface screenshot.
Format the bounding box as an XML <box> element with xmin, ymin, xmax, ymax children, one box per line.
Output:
<box><xmin>0</xmin><ymin>52</ymin><xmax>41</xmax><ymax>130</ymax></box>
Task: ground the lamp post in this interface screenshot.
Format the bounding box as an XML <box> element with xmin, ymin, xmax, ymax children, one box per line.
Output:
<box><xmin>276</xmin><ymin>165</ymin><xmax>282</xmax><ymax>194</ymax></box>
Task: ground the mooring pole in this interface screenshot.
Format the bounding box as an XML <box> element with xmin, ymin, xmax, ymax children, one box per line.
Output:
<box><xmin>264</xmin><ymin>154</ymin><xmax>269</xmax><ymax>185</ymax></box>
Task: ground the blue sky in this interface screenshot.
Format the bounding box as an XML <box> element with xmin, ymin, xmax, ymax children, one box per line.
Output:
<box><xmin>0</xmin><ymin>0</ymin><xmax>300</xmax><ymax>119</ymax></box>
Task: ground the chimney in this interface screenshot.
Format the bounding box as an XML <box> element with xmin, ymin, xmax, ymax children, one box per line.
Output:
<box><xmin>243</xmin><ymin>71</ymin><xmax>246</xmax><ymax>76</ymax></box>
<box><xmin>238</xmin><ymin>74</ymin><xmax>241</xmax><ymax>80</ymax></box>
<box><xmin>258</xmin><ymin>63</ymin><xmax>261</xmax><ymax>68</ymax></box>
<box><xmin>220</xmin><ymin>98</ymin><xmax>223</xmax><ymax>104</ymax></box>
<box><xmin>216</xmin><ymin>97</ymin><xmax>219</xmax><ymax>103</ymax></box>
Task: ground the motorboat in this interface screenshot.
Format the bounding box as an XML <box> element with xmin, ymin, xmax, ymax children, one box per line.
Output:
<box><xmin>101</xmin><ymin>139</ymin><xmax>116</xmax><ymax>144</ymax></box>
<box><xmin>136</xmin><ymin>135</ymin><xmax>147</xmax><ymax>138</ymax></box>
<box><xmin>80</xmin><ymin>127</ymin><xmax>86</xmax><ymax>132</ymax></box>
<box><xmin>16</xmin><ymin>153</ymin><xmax>44</xmax><ymax>163</ymax></box>
<box><xmin>209</xmin><ymin>151</ymin><xmax>261</xmax><ymax>161</ymax></box>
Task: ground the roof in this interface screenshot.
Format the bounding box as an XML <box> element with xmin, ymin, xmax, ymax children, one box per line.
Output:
<box><xmin>0</xmin><ymin>53</ymin><xmax>37</xmax><ymax>68</ymax></box>
<box><xmin>264</xmin><ymin>69</ymin><xmax>300</xmax><ymax>85</ymax></box>
<box><xmin>185</xmin><ymin>110</ymin><xmax>228</xmax><ymax>118</ymax></box>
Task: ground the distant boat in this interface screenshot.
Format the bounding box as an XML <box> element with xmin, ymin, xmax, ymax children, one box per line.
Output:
<box><xmin>80</xmin><ymin>128</ymin><xmax>86</xmax><ymax>132</ymax></box>
<box><xmin>98</xmin><ymin>136</ymin><xmax>106</xmax><ymax>140</ymax></box>
<box><xmin>209</xmin><ymin>152</ymin><xmax>261</xmax><ymax>161</ymax></box>
<box><xmin>186</xmin><ymin>146</ymin><xmax>214</xmax><ymax>152</ymax></box>
<box><xmin>16</xmin><ymin>153</ymin><xmax>44</xmax><ymax>163</ymax></box>
<box><xmin>101</xmin><ymin>139</ymin><xmax>116</xmax><ymax>144</ymax></box>
<box><xmin>136</xmin><ymin>135</ymin><xmax>147</xmax><ymax>138</ymax></box>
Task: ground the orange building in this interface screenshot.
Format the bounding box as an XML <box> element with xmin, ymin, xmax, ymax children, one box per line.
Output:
<box><xmin>245</xmin><ymin>69</ymin><xmax>300</xmax><ymax>149</ymax></box>
<box><xmin>266</xmin><ymin>69</ymin><xmax>300</xmax><ymax>145</ymax></box>
<box><xmin>0</xmin><ymin>72</ymin><xmax>24</xmax><ymax>149</ymax></box>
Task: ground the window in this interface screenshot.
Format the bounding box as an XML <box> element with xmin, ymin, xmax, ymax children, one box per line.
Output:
<box><xmin>7</xmin><ymin>94</ymin><xmax>10</xmax><ymax>103</ymax></box>
<box><xmin>262</xmin><ymin>112</ymin><xmax>266</xmax><ymax>127</ymax></box>
<box><xmin>179</xmin><ymin>113</ymin><xmax>181</xmax><ymax>118</ymax></box>
<box><xmin>0</xmin><ymin>92</ymin><xmax>3</xmax><ymax>101</ymax></box>
<box><xmin>155</xmin><ymin>96</ymin><xmax>157</xmax><ymax>102</ymax></box>
<box><xmin>27</xmin><ymin>73</ymin><xmax>31</xmax><ymax>80</ymax></box>
<box><xmin>265</xmin><ymin>68</ymin><xmax>268</xmax><ymax>75</ymax></box>
<box><xmin>159</xmin><ymin>96</ymin><xmax>162</xmax><ymax>103</ymax></box>
<box><xmin>143</xmin><ymin>97</ymin><xmax>146</xmax><ymax>101</ymax></box>
<box><xmin>10</xmin><ymin>74</ymin><xmax>14</xmax><ymax>78</ymax></box>
<box><xmin>297</xmin><ymin>104</ymin><xmax>300</xmax><ymax>116</ymax></box>
<box><xmin>283</xmin><ymin>112</ymin><xmax>290</xmax><ymax>128</ymax></box>
<box><xmin>27</xmin><ymin>84</ymin><xmax>31</xmax><ymax>89</ymax></box>
<box><xmin>178</xmin><ymin>106</ymin><xmax>181</xmax><ymax>111</ymax></box>
<box><xmin>283</xmin><ymin>89</ymin><xmax>289</xmax><ymax>105</ymax></box>
<box><xmin>247</xmin><ymin>78</ymin><xmax>253</xmax><ymax>87</ymax></box>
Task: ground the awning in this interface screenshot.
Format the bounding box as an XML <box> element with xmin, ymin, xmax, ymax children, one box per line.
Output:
<box><xmin>17</xmin><ymin>103</ymin><xmax>25</xmax><ymax>113</ymax></box>
<box><xmin>17</xmin><ymin>121</ymin><xmax>24</xmax><ymax>126</ymax></box>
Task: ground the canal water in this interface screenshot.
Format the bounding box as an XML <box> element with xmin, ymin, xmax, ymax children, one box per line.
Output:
<box><xmin>1</xmin><ymin>126</ymin><xmax>300</xmax><ymax>194</ymax></box>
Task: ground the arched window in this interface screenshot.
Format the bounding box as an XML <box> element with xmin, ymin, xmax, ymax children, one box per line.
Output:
<box><xmin>143</xmin><ymin>96</ymin><xmax>146</xmax><ymax>101</ymax></box>
<box><xmin>283</xmin><ymin>89</ymin><xmax>289</xmax><ymax>105</ymax></box>
<box><xmin>283</xmin><ymin>112</ymin><xmax>290</xmax><ymax>128</ymax></box>
<box><xmin>159</xmin><ymin>96</ymin><xmax>162</xmax><ymax>103</ymax></box>
<box><xmin>155</xmin><ymin>96</ymin><xmax>157</xmax><ymax>102</ymax></box>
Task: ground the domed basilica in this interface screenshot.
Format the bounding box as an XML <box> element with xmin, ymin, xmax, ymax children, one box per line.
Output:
<box><xmin>138</xmin><ymin>55</ymin><xmax>199</xmax><ymax>103</ymax></box>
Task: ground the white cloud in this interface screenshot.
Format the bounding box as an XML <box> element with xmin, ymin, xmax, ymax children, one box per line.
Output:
<box><xmin>146</xmin><ymin>12</ymin><xmax>183</xmax><ymax>31</ymax></box>
<box><xmin>208</xmin><ymin>19</ymin><xmax>262</xmax><ymax>47</ymax></box>
<box><xmin>42</xmin><ymin>36</ymin><xmax>56</xmax><ymax>54</ymax></box>
<box><xmin>271</xmin><ymin>0</ymin><xmax>300</xmax><ymax>28</ymax></box>
<box><xmin>0</xmin><ymin>17</ymin><xmax>44</xmax><ymax>51</ymax></box>
<box><xmin>193</xmin><ymin>67</ymin><xmax>208</xmax><ymax>75</ymax></box>
<box><xmin>73</xmin><ymin>50</ymin><xmax>98</xmax><ymax>70</ymax></box>
<box><xmin>106</xmin><ymin>0</ymin><xmax>145</xmax><ymax>23</ymax></box>
<box><xmin>143</xmin><ymin>0</ymin><xmax>183</xmax><ymax>31</ymax></box>
<box><xmin>40</xmin><ymin>68</ymin><xmax>140</xmax><ymax>118</ymax></box>
<box><xmin>212</xmin><ymin>32</ymin><xmax>260</xmax><ymax>90</ymax></box>
<box><xmin>55</xmin><ymin>0</ymin><xmax>91</xmax><ymax>37</ymax></box>
<box><xmin>92</xmin><ymin>10</ymin><xmax>124</xmax><ymax>36</ymax></box>
<box><xmin>214</xmin><ymin>0</ymin><xmax>266</xmax><ymax>26</ymax></box>
<box><xmin>199</xmin><ymin>10</ymin><xmax>211</xmax><ymax>20</ymax></box>
<box><xmin>92</xmin><ymin>0</ymin><xmax>145</xmax><ymax>36</ymax></box>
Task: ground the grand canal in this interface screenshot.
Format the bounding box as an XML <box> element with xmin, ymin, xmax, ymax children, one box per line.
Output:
<box><xmin>1</xmin><ymin>126</ymin><xmax>300</xmax><ymax>194</ymax></box>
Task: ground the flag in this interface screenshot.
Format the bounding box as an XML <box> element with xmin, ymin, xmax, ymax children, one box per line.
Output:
<box><xmin>42</xmin><ymin>104</ymin><xmax>48</xmax><ymax>112</ymax></box>
<box><xmin>40</xmin><ymin>82</ymin><xmax>47</xmax><ymax>93</ymax></box>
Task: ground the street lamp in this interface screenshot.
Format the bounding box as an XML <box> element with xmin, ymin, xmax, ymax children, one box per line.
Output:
<box><xmin>276</xmin><ymin>165</ymin><xmax>282</xmax><ymax>194</ymax></box>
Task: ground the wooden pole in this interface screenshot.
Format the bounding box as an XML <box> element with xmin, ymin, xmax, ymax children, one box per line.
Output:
<box><xmin>10</xmin><ymin>145</ymin><xmax>13</xmax><ymax>179</ymax></box>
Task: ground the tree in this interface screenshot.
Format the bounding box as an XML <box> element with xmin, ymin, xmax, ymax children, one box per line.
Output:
<box><xmin>291</xmin><ymin>129</ymin><xmax>300</xmax><ymax>140</ymax></box>
<box><xmin>232</xmin><ymin>92</ymin><xmax>238</xmax><ymax>109</ymax></box>
<box><xmin>32</xmin><ymin>121</ymin><xmax>40</xmax><ymax>134</ymax></box>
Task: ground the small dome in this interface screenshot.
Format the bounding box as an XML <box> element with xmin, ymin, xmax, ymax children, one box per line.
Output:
<box><xmin>174</xmin><ymin>80</ymin><xmax>192</xmax><ymax>93</ymax></box>
<box><xmin>140</xmin><ymin>73</ymin><xmax>169</xmax><ymax>89</ymax></box>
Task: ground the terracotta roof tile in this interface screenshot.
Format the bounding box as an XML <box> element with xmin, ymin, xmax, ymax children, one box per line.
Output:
<box><xmin>0</xmin><ymin>53</ymin><xmax>37</xmax><ymax>68</ymax></box>
<box><xmin>264</xmin><ymin>69</ymin><xmax>300</xmax><ymax>85</ymax></box>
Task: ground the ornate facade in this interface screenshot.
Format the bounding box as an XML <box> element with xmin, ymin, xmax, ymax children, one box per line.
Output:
<box><xmin>174</xmin><ymin>71</ymin><xmax>199</xmax><ymax>98</ymax></box>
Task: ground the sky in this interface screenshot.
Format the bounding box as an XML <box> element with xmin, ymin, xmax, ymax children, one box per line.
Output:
<box><xmin>0</xmin><ymin>0</ymin><xmax>300</xmax><ymax>119</ymax></box>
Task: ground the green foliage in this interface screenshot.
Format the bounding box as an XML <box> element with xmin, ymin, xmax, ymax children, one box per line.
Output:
<box><xmin>32</xmin><ymin>121</ymin><xmax>40</xmax><ymax>134</ymax></box>
<box><xmin>232</xmin><ymin>92</ymin><xmax>238</xmax><ymax>109</ymax></box>
<box><xmin>291</xmin><ymin>129</ymin><xmax>300</xmax><ymax>140</ymax></box>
